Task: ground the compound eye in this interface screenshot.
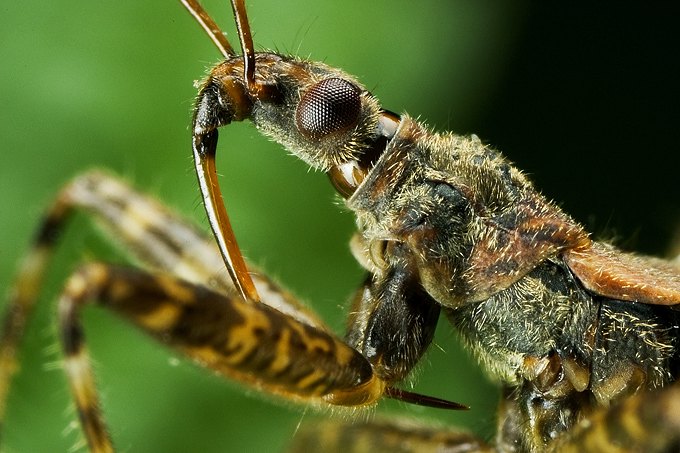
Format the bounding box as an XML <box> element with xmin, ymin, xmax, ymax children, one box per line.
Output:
<box><xmin>296</xmin><ymin>78</ymin><xmax>362</xmax><ymax>140</ymax></box>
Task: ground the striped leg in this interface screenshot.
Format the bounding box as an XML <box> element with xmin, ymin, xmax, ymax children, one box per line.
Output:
<box><xmin>550</xmin><ymin>384</ymin><xmax>680</xmax><ymax>453</ymax></box>
<box><xmin>288</xmin><ymin>418</ymin><xmax>494</xmax><ymax>453</ymax></box>
<box><xmin>0</xmin><ymin>170</ymin><xmax>328</xmax><ymax>442</ymax></box>
<box><xmin>58</xmin><ymin>263</ymin><xmax>383</xmax><ymax>451</ymax></box>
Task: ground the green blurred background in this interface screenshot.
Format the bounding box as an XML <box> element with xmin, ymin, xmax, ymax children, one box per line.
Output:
<box><xmin>0</xmin><ymin>1</ymin><xmax>677</xmax><ymax>452</ymax></box>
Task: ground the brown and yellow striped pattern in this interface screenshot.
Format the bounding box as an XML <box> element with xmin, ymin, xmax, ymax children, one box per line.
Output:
<box><xmin>0</xmin><ymin>171</ymin><xmax>384</xmax><ymax>450</ymax></box>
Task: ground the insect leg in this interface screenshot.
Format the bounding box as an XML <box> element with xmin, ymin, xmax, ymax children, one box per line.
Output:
<box><xmin>0</xmin><ymin>171</ymin><xmax>326</xmax><ymax>436</ymax></box>
<box><xmin>551</xmin><ymin>383</ymin><xmax>680</xmax><ymax>452</ymax></box>
<box><xmin>346</xmin><ymin>242</ymin><xmax>441</xmax><ymax>385</ymax></box>
<box><xmin>0</xmin><ymin>180</ymin><xmax>70</xmax><ymax>427</ymax></box>
<box><xmin>58</xmin><ymin>263</ymin><xmax>386</xmax><ymax>450</ymax></box>
<box><xmin>288</xmin><ymin>418</ymin><xmax>494</xmax><ymax>453</ymax></box>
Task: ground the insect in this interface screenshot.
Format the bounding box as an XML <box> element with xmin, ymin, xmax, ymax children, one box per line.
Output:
<box><xmin>0</xmin><ymin>0</ymin><xmax>676</xmax><ymax>452</ymax></box>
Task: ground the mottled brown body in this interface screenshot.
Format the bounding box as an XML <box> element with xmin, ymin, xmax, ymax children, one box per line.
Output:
<box><xmin>1</xmin><ymin>1</ymin><xmax>679</xmax><ymax>452</ymax></box>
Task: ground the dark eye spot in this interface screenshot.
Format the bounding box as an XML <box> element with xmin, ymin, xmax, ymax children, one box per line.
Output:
<box><xmin>295</xmin><ymin>78</ymin><xmax>362</xmax><ymax>140</ymax></box>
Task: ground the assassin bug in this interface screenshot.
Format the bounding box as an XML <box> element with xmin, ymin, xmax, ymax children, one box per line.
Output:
<box><xmin>1</xmin><ymin>0</ymin><xmax>680</xmax><ymax>452</ymax></box>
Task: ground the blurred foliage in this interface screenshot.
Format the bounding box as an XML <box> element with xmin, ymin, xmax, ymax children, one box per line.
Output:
<box><xmin>0</xmin><ymin>1</ymin><xmax>677</xmax><ymax>452</ymax></box>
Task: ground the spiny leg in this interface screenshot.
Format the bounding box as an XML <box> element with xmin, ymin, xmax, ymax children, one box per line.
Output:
<box><xmin>0</xmin><ymin>170</ymin><xmax>325</xmax><ymax>436</ymax></box>
<box><xmin>0</xmin><ymin>185</ymin><xmax>69</xmax><ymax>426</ymax></box>
<box><xmin>58</xmin><ymin>263</ymin><xmax>385</xmax><ymax>451</ymax></box>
